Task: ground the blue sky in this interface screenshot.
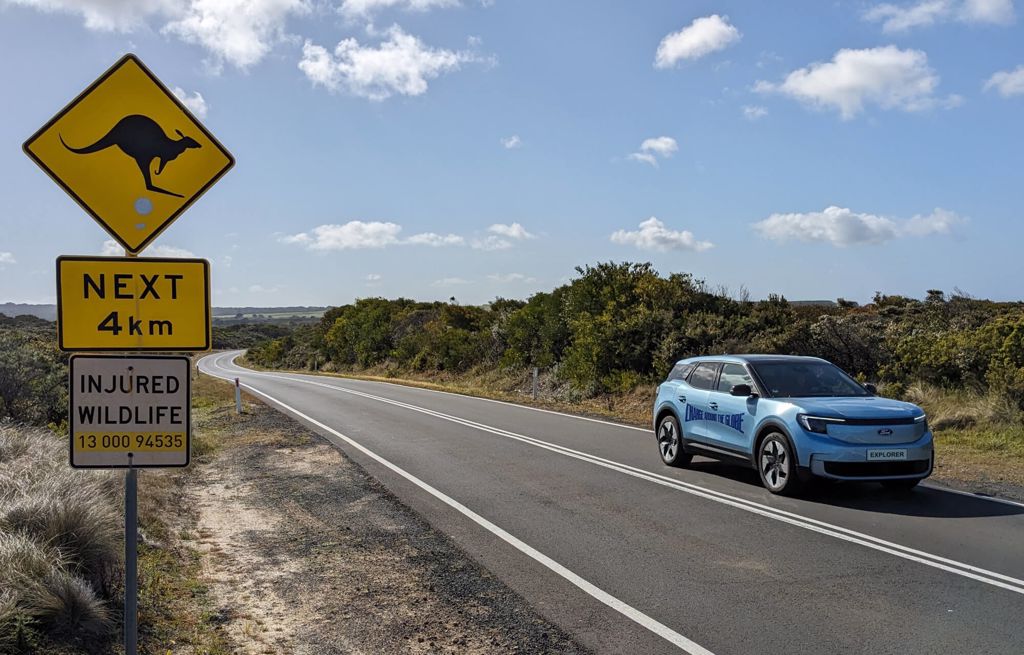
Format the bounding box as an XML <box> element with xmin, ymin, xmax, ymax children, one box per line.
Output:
<box><xmin>0</xmin><ymin>0</ymin><xmax>1022</xmax><ymax>306</ymax></box>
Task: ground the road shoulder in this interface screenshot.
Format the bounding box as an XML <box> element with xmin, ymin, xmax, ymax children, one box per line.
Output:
<box><xmin>188</xmin><ymin>375</ymin><xmax>590</xmax><ymax>654</ymax></box>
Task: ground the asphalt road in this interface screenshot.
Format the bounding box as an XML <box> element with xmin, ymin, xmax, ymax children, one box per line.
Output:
<box><xmin>200</xmin><ymin>352</ymin><xmax>1024</xmax><ymax>655</ymax></box>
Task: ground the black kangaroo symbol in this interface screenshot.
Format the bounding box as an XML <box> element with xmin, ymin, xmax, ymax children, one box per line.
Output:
<box><xmin>60</xmin><ymin>114</ymin><xmax>201</xmax><ymax>198</ymax></box>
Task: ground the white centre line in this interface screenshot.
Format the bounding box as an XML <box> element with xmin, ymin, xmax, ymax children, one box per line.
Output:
<box><xmin>204</xmin><ymin>352</ymin><xmax>1024</xmax><ymax>598</ymax></box>
<box><xmin>200</xmin><ymin>352</ymin><xmax>714</xmax><ymax>654</ymax></box>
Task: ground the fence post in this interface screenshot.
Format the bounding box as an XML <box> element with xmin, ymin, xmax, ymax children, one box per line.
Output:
<box><xmin>235</xmin><ymin>377</ymin><xmax>242</xmax><ymax>414</ymax></box>
<box><xmin>532</xmin><ymin>367</ymin><xmax>539</xmax><ymax>400</ymax></box>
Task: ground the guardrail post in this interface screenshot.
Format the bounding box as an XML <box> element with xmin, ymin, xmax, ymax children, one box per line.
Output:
<box><xmin>235</xmin><ymin>377</ymin><xmax>242</xmax><ymax>414</ymax></box>
<box><xmin>532</xmin><ymin>367</ymin><xmax>539</xmax><ymax>400</ymax></box>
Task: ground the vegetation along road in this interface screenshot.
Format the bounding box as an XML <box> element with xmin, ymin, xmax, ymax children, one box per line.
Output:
<box><xmin>202</xmin><ymin>350</ymin><xmax>1024</xmax><ymax>655</ymax></box>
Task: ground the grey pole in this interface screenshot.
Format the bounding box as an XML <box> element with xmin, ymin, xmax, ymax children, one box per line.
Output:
<box><xmin>235</xmin><ymin>377</ymin><xmax>242</xmax><ymax>414</ymax></box>
<box><xmin>532</xmin><ymin>367</ymin><xmax>539</xmax><ymax>400</ymax></box>
<box><xmin>122</xmin><ymin>248</ymin><xmax>138</xmax><ymax>655</ymax></box>
<box><xmin>125</xmin><ymin>462</ymin><xmax>138</xmax><ymax>655</ymax></box>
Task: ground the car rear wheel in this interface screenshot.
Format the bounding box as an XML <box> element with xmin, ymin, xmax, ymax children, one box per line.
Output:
<box><xmin>881</xmin><ymin>478</ymin><xmax>920</xmax><ymax>492</ymax></box>
<box><xmin>657</xmin><ymin>414</ymin><xmax>692</xmax><ymax>468</ymax></box>
<box><xmin>758</xmin><ymin>432</ymin><xmax>802</xmax><ymax>496</ymax></box>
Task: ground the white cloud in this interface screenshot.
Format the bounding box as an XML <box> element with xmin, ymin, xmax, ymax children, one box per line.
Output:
<box><xmin>431</xmin><ymin>277</ymin><xmax>470</xmax><ymax>286</ymax></box>
<box><xmin>902</xmin><ymin>208</ymin><xmax>966</xmax><ymax>236</ymax></box>
<box><xmin>282</xmin><ymin>221</ymin><xmax>464</xmax><ymax>250</ymax></box>
<box><xmin>100</xmin><ymin>239</ymin><xmax>196</xmax><ymax>257</ymax></box>
<box><xmin>626</xmin><ymin>152</ymin><xmax>658</xmax><ymax>167</ymax></box>
<box><xmin>610</xmin><ymin>217</ymin><xmax>714</xmax><ymax>252</ymax></box>
<box><xmin>487</xmin><ymin>272</ymin><xmax>537</xmax><ymax>283</ymax></box>
<box><xmin>753</xmin><ymin>206</ymin><xmax>964</xmax><ymax>247</ymax></box>
<box><xmin>755</xmin><ymin>46</ymin><xmax>955</xmax><ymax>119</ymax></box>
<box><xmin>627</xmin><ymin>136</ymin><xmax>678</xmax><ymax>167</ymax></box>
<box><xmin>488</xmin><ymin>222</ymin><xmax>535</xmax><ymax>240</ymax></box>
<box><xmin>984</xmin><ymin>65</ymin><xmax>1024</xmax><ymax>96</ymax></box>
<box><xmin>0</xmin><ymin>252</ymin><xmax>15</xmax><ymax>266</ymax></box>
<box><xmin>959</xmin><ymin>0</ymin><xmax>1015</xmax><ymax>24</ymax></box>
<box><xmin>405</xmin><ymin>232</ymin><xmax>465</xmax><ymax>246</ymax></box>
<box><xmin>164</xmin><ymin>0</ymin><xmax>309</xmax><ymax>70</ymax></box>
<box><xmin>7</xmin><ymin>1</ymin><xmax>315</xmax><ymax>69</ymax></box>
<box><xmin>742</xmin><ymin>105</ymin><xmax>768</xmax><ymax>120</ymax></box>
<box><xmin>299</xmin><ymin>25</ymin><xmax>484</xmax><ymax>100</ymax></box>
<box><xmin>338</xmin><ymin>0</ymin><xmax>459</xmax><ymax>18</ymax></box>
<box><xmin>501</xmin><ymin>135</ymin><xmax>522</xmax><ymax>149</ymax></box>
<box><xmin>366</xmin><ymin>273</ymin><xmax>382</xmax><ymax>281</ymax></box>
<box><xmin>3</xmin><ymin>0</ymin><xmax>181</xmax><ymax>31</ymax></box>
<box><xmin>172</xmin><ymin>86</ymin><xmax>208</xmax><ymax>119</ymax></box>
<box><xmin>863</xmin><ymin>0</ymin><xmax>1014</xmax><ymax>31</ymax></box>
<box><xmin>249</xmin><ymin>283</ymin><xmax>284</xmax><ymax>293</ymax></box>
<box><xmin>470</xmin><ymin>235</ymin><xmax>512</xmax><ymax>251</ymax></box>
<box><xmin>655</xmin><ymin>14</ymin><xmax>741</xmax><ymax>68</ymax></box>
<box><xmin>864</xmin><ymin>0</ymin><xmax>952</xmax><ymax>31</ymax></box>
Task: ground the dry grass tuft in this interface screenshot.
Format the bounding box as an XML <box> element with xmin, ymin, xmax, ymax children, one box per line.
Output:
<box><xmin>0</xmin><ymin>424</ymin><xmax>119</xmax><ymax>651</ymax></box>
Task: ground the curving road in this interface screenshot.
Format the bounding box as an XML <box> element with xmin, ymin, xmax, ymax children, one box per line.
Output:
<box><xmin>200</xmin><ymin>351</ymin><xmax>1024</xmax><ymax>655</ymax></box>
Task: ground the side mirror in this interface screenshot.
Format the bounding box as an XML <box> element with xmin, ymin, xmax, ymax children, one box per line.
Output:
<box><xmin>730</xmin><ymin>384</ymin><xmax>754</xmax><ymax>397</ymax></box>
<box><xmin>864</xmin><ymin>383</ymin><xmax>877</xmax><ymax>395</ymax></box>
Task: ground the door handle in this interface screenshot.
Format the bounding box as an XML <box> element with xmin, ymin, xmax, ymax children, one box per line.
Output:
<box><xmin>678</xmin><ymin>395</ymin><xmax>686</xmax><ymax>403</ymax></box>
<box><xmin>708</xmin><ymin>402</ymin><xmax>718</xmax><ymax>410</ymax></box>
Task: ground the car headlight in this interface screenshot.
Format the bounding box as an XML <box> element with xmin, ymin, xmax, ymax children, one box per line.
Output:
<box><xmin>914</xmin><ymin>413</ymin><xmax>928</xmax><ymax>437</ymax></box>
<box><xmin>797</xmin><ymin>414</ymin><xmax>845</xmax><ymax>435</ymax></box>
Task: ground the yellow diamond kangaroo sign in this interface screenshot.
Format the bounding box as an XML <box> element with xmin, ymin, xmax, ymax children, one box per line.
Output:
<box><xmin>23</xmin><ymin>54</ymin><xmax>234</xmax><ymax>254</ymax></box>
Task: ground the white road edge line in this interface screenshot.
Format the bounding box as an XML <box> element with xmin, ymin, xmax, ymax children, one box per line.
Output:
<box><xmin>200</xmin><ymin>354</ymin><xmax>715</xmax><ymax>655</ymax></box>
<box><xmin>271</xmin><ymin>363</ymin><xmax>649</xmax><ymax>432</ymax></box>
<box><xmin>218</xmin><ymin>358</ymin><xmax>1024</xmax><ymax>507</ymax></box>
<box><xmin>254</xmin><ymin>356</ymin><xmax>1024</xmax><ymax>507</ymax></box>
<box><xmin>207</xmin><ymin>353</ymin><xmax>1024</xmax><ymax>597</ymax></box>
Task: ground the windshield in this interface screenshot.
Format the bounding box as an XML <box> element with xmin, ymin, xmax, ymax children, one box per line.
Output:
<box><xmin>751</xmin><ymin>361</ymin><xmax>869</xmax><ymax>398</ymax></box>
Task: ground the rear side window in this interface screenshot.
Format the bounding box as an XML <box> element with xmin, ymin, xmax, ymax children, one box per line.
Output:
<box><xmin>667</xmin><ymin>362</ymin><xmax>695</xmax><ymax>381</ymax></box>
<box><xmin>717</xmin><ymin>363</ymin><xmax>754</xmax><ymax>393</ymax></box>
<box><xmin>688</xmin><ymin>363</ymin><xmax>719</xmax><ymax>390</ymax></box>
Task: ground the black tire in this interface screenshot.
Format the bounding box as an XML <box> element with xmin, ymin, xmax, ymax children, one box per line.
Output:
<box><xmin>657</xmin><ymin>414</ymin><xmax>692</xmax><ymax>468</ymax></box>
<box><xmin>757</xmin><ymin>432</ymin><xmax>803</xmax><ymax>496</ymax></box>
<box><xmin>882</xmin><ymin>478</ymin><xmax>921</xmax><ymax>492</ymax></box>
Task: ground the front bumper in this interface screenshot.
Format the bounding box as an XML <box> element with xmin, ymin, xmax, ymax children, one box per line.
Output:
<box><xmin>801</xmin><ymin>432</ymin><xmax>934</xmax><ymax>481</ymax></box>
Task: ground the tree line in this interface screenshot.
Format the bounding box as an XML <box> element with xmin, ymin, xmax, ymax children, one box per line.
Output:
<box><xmin>245</xmin><ymin>262</ymin><xmax>1024</xmax><ymax>407</ymax></box>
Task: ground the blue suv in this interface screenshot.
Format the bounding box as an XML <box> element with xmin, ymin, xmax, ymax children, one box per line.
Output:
<box><xmin>652</xmin><ymin>355</ymin><xmax>933</xmax><ymax>495</ymax></box>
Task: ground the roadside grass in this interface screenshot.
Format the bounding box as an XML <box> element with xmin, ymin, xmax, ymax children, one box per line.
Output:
<box><xmin>0</xmin><ymin>371</ymin><xmax>239</xmax><ymax>654</ymax></box>
<box><xmin>243</xmin><ymin>359</ymin><xmax>1024</xmax><ymax>490</ymax></box>
<box><xmin>0</xmin><ymin>424</ymin><xmax>117</xmax><ymax>653</ymax></box>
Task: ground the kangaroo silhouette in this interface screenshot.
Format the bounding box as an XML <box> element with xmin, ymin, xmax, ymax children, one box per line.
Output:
<box><xmin>60</xmin><ymin>114</ymin><xmax>201</xmax><ymax>198</ymax></box>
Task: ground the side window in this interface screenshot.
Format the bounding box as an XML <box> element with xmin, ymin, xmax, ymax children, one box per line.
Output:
<box><xmin>717</xmin><ymin>363</ymin><xmax>753</xmax><ymax>393</ymax></box>
<box><xmin>667</xmin><ymin>362</ymin><xmax>695</xmax><ymax>382</ymax></box>
<box><xmin>688</xmin><ymin>363</ymin><xmax>719</xmax><ymax>390</ymax></box>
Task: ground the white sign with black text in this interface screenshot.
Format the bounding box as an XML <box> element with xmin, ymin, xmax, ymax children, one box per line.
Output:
<box><xmin>69</xmin><ymin>355</ymin><xmax>191</xmax><ymax>468</ymax></box>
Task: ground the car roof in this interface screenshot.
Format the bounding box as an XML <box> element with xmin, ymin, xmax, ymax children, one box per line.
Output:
<box><xmin>675</xmin><ymin>354</ymin><xmax>829</xmax><ymax>366</ymax></box>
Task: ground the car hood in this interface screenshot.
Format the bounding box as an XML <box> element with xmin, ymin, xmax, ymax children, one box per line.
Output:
<box><xmin>786</xmin><ymin>396</ymin><xmax>922</xmax><ymax>420</ymax></box>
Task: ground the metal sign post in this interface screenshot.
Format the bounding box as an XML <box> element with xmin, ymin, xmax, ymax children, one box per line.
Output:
<box><xmin>25</xmin><ymin>52</ymin><xmax>232</xmax><ymax>654</ymax></box>
<box><xmin>124</xmin><ymin>464</ymin><xmax>138</xmax><ymax>655</ymax></box>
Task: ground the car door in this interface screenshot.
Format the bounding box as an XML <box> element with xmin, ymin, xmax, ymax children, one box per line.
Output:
<box><xmin>678</xmin><ymin>362</ymin><xmax>718</xmax><ymax>444</ymax></box>
<box><xmin>704</xmin><ymin>362</ymin><xmax>756</xmax><ymax>454</ymax></box>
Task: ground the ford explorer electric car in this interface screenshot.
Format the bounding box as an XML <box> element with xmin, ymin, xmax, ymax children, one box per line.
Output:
<box><xmin>652</xmin><ymin>355</ymin><xmax>933</xmax><ymax>495</ymax></box>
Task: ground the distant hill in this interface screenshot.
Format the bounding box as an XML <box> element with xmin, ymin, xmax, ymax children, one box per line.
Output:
<box><xmin>0</xmin><ymin>304</ymin><xmax>327</xmax><ymax>323</ymax></box>
<box><xmin>0</xmin><ymin>303</ymin><xmax>57</xmax><ymax>321</ymax></box>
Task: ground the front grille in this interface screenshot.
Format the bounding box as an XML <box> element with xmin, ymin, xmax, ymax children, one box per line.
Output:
<box><xmin>840</xmin><ymin>417</ymin><xmax>917</xmax><ymax>426</ymax></box>
<box><xmin>824</xmin><ymin>460</ymin><xmax>930</xmax><ymax>478</ymax></box>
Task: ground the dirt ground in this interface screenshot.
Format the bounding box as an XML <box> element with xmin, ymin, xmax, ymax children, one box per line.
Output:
<box><xmin>186</xmin><ymin>396</ymin><xmax>590</xmax><ymax>655</ymax></box>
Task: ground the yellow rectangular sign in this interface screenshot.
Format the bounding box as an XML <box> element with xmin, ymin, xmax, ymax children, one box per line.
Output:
<box><xmin>23</xmin><ymin>54</ymin><xmax>234</xmax><ymax>254</ymax></box>
<box><xmin>57</xmin><ymin>256</ymin><xmax>210</xmax><ymax>352</ymax></box>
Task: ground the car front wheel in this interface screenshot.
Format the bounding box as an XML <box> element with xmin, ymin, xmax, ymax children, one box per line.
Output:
<box><xmin>758</xmin><ymin>432</ymin><xmax>802</xmax><ymax>496</ymax></box>
<box><xmin>657</xmin><ymin>414</ymin><xmax>692</xmax><ymax>468</ymax></box>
